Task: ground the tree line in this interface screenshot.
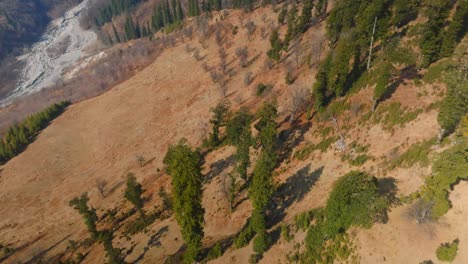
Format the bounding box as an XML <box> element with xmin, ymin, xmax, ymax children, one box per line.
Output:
<box><xmin>0</xmin><ymin>101</ymin><xmax>70</xmax><ymax>165</ymax></box>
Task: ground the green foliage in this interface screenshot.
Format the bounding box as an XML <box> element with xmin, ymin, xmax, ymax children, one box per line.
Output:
<box><xmin>373</xmin><ymin>62</ymin><xmax>394</xmax><ymax>102</ymax></box>
<box><xmin>278</xmin><ymin>5</ymin><xmax>287</xmax><ymax>25</ymax></box>
<box><xmin>389</xmin><ymin>139</ymin><xmax>435</xmax><ymax>169</ymax></box>
<box><xmin>206</xmin><ymin>242</ymin><xmax>223</xmax><ymax>261</ymax></box>
<box><xmin>315</xmin><ymin>136</ymin><xmax>337</xmax><ymax>152</ymax></box>
<box><xmin>0</xmin><ymin>101</ymin><xmax>69</xmax><ymax>164</ymax></box>
<box><xmin>227</xmin><ymin>108</ymin><xmax>253</xmax><ymax>180</ymax></box>
<box><xmin>302</xmin><ymin>172</ymin><xmax>388</xmax><ymax>263</ymax></box>
<box><xmin>420</xmin><ymin>0</ymin><xmax>454</xmax><ymax>67</ymax></box>
<box><xmin>69</xmin><ymin>193</ymin><xmax>98</xmax><ymax>239</ymax></box>
<box><xmin>295</xmin><ymin>211</ymin><xmax>312</xmax><ymax>231</ymax></box>
<box><xmin>373</xmin><ymin>102</ymin><xmax>423</xmax><ymax>131</ymax></box>
<box><xmin>436</xmin><ymin>239</ymin><xmax>459</xmax><ymax>262</ymax></box>
<box><xmin>294</xmin><ymin>141</ymin><xmax>315</xmax><ymax>161</ymax></box>
<box><xmin>123</xmin><ymin>209</ymin><xmax>161</xmax><ymax>235</ymax></box>
<box><xmin>233</xmin><ymin>224</ymin><xmax>255</xmax><ymax>248</ymax></box>
<box><xmin>281</xmin><ymin>224</ymin><xmax>292</xmax><ymax>242</ymax></box>
<box><xmin>323</xmin><ymin>171</ymin><xmax>388</xmax><ymax>236</ymax></box>
<box><xmin>255</xmin><ymin>102</ymin><xmax>278</xmax><ymax>153</ymax></box>
<box><xmin>422</xmin><ymin>118</ymin><xmax>468</xmax><ymax>218</ymax></box>
<box><xmin>208</xmin><ymin>101</ymin><xmax>230</xmax><ymax>147</ymax></box>
<box><xmin>124</xmin><ymin>173</ymin><xmax>145</xmax><ymax>218</ymax></box>
<box><xmin>159</xmin><ymin>187</ymin><xmax>173</xmax><ymax>212</ymax></box>
<box><xmin>422</xmin><ymin>60</ymin><xmax>453</xmax><ymax>84</ymax></box>
<box><xmin>256</xmin><ymin>83</ymin><xmax>271</xmax><ymax>96</ymax></box>
<box><xmin>437</xmin><ymin>59</ymin><xmax>468</xmax><ymax>136</ymax></box>
<box><xmin>392</xmin><ymin>0</ymin><xmax>418</xmax><ymax>27</ymax></box>
<box><xmin>95</xmin><ymin>0</ymin><xmax>143</xmax><ymax>27</ymax></box>
<box><xmin>313</xmin><ymin>55</ymin><xmax>331</xmax><ymax>111</ymax></box>
<box><xmin>164</xmin><ymin>139</ymin><xmax>204</xmax><ymax>263</ymax></box>
<box><xmin>440</xmin><ymin>1</ymin><xmax>468</xmax><ymax>57</ymax></box>
<box><xmin>267</xmin><ymin>29</ymin><xmax>283</xmax><ymax>62</ymax></box>
<box><xmin>97</xmin><ymin>230</ymin><xmax>124</xmax><ymax>264</ymax></box>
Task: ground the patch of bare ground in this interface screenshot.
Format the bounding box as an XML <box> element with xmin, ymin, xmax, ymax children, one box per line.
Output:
<box><xmin>355</xmin><ymin>181</ymin><xmax>468</xmax><ymax>264</ymax></box>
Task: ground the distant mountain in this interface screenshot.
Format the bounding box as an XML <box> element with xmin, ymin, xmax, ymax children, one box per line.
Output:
<box><xmin>0</xmin><ymin>0</ymin><xmax>82</xmax><ymax>62</ymax></box>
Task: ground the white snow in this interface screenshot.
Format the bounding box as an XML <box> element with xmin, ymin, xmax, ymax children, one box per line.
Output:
<box><xmin>4</xmin><ymin>0</ymin><xmax>97</xmax><ymax>102</ymax></box>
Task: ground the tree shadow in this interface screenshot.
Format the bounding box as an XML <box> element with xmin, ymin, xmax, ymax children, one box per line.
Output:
<box><xmin>379</xmin><ymin>65</ymin><xmax>422</xmax><ymax>105</ymax></box>
<box><xmin>24</xmin><ymin>235</ymin><xmax>71</xmax><ymax>264</ymax></box>
<box><xmin>204</xmin><ymin>154</ymin><xmax>235</xmax><ymax>183</ymax></box>
<box><xmin>377</xmin><ymin>177</ymin><xmax>398</xmax><ymax>224</ymax></box>
<box><xmin>0</xmin><ymin>235</ymin><xmax>45</xmax><ymax>263</ymax></box>
<box><xmin>269</xmin><ymin>165</ymin><xmax>324</xmax><ymax>227</ymax></box>
<box><xmin>277</xmin><ymin>118</ymin><xmax>313</xmax><ymax>164</ymax></box>
<box><xmin>131</xmin><ymin>225</ymin><xmax>169</xmax><ymax>263</ymax></box>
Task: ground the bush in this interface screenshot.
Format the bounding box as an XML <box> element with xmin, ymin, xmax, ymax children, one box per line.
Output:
<box><xmin>233</xmin><ymin>224</ymin><xmax>255</xmax><ymax>248</ymax></box>
<box><xmin>256</xmin><ymin>83</ymin><xmax>271</xmax><ymax>96</ymax></box>
<box><xmin>281</xmin><ymin>224</ymin><xmax>292</xmax><ymax>242</ymax></box>
<box><xmin>436</xmin><ymin>240</ymin><xmax>459</xmax><ymax>262</ymax></box>
<box><xmin>206</xmin><ymin>242</ymin><xmax>222</xmax><ymax>261</ymax></box>
<box><xmin>323</xmin><ymin>171</ymin><xmax>389</xmax><ymax>236</ymax></box>
<box><xmin>389</xmin><ymin>139</ymin><xmax>435</xmax><ymax>169</ymax></box>
<box><xmin>421</xmin><ymin>118</ymin><xmax>468</xmax><ymax>218</ymax></box>
<box><xmin>295</xmin><ymin>211</ymin><xmax>312</xmax><ymax>231</ymax></box>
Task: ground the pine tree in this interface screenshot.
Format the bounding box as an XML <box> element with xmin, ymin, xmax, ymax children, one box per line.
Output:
<box><xmin>372</xmin><ymin>62</ymin><xmax>393</xmax><ymax>111</ymax></box>
<box><xmin>313</xmin><ymin>56</ymin><xmax>330</xmax><ymax>111</ymax></box>
<box><xmin>163</xmin><ymin>140</ymin><xmax>204</xmax><ymax>263</ymax></box>
<box><xmin>124</xmin><ymin>173</ymin><xmax>145</xmax><ymax>219</ymax></box>
<box><xmin>227</xmin><ymin>108</ymin><xmax>253</xmax><ymax>180</ymax></box>
<box><xmin>209</xmin><ymin>101</ymin><xmax>230</xmax><ymax>146</ymax></box>
<box><xmin>69</xmin><ymin>193</ymin><xmax>99</xmax><ymax>239</ymax></box>
<box><xmin>440</xmin><ymin>1</ymin><xmax>468</xmax><ymax>57</ymax></box>
<box><xmin>267</xmin><ymin>29</ymin><xmax>283</xmax><ymax>62</ymax></box>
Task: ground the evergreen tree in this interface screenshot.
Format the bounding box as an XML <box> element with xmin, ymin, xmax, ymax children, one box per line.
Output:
<box><xmin>249</xmin><ymin>104</ymin><xmax>278</xmax><ymax>254</ymax></box>
<box><xmin>124</xmin><ymin>16</ymin><xmax>137</xmax><ymax>40</ymax></box>
<box><xmin>226</xmin><ymin>108</ymin><xmax>253</xmax><ymax>180</ymax></box>
<box><xmin>313</xmin><ymin>55</ymin><xmax>331</xmax><ymax>111</ymax></box>
<box><xmin>440</xmin><ymin>1</ymin><xmax>468</xmax><ymax>57</ymax></box>
<box><xmin>124</xmin><ymin>173</ymin><xmax>145</xmax><ymax>219</ymax></box>
<box><xmin>278</xmin><ymin>5</ymin><xmax>287</xmax><ymax>25</ymax></box>
<box><xmin>283</xmin><ymin>3</ymin><xmax>298</xmax><ymax>48</ymax></box>
<box><xmin>163</xmin><ymin>140</ymin><xmax>204</xmax><ymax>263</ymax></box>
<box><xmin>315</xmin><ymin>0</ymin><xmax>328</xmax><ymax>17</ymax></box>
<box><xmin>69</xmin><ymin>193</ymin><xmax>99</xmax><ymax>239</ymax></box>
<box><xmin>372</xmin><ymin>62</ymin><xmax>393</xmax><ymax>111</ymax></box>
<box><xmin>267</xmin><ymin>29</ymin><xmax>283</xmax><ymax>62</ymax></box>
<box><xmin>176</xmin><ymin>0</ymin><xmax>184</xmax><ymax>21</ymax></box>
<box><xmin>209</xmin><ymin>100</ymin><xmax>230</xmax><ymax>146</ymax></box>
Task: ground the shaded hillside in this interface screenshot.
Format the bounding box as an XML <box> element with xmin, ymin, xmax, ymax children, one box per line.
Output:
<box><xmin>0</xmin><ymin>0</ymin><xmax>81</xmax><ymax>61</ymax></box>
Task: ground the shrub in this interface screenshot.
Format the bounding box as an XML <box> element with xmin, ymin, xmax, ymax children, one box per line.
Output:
<box><xmin>206</xmin><ymin>242</ymin><xmax>223</xmax><ymax>261</ymax></box>
<box><xmin>436</xmin><ymin>240</ymin><xmax>459</xmax><ymax>262</ymax></box>
<box><xmin>295</xmin><ymin>211</ymin><xmax>312</xmax><ymax>231</ymax></box>
<box><xmin>281</xmin><ymin>224</ymin><xmax>292</xmax><ymax>242</ymax></box>
<box><xmin>323</xmin><ymin>171</ymin><xmax>389</xmax><ymax>236</ymax></box>
<box><xmin>233</xmin><ymin>224</ymin><xmax>255</xmax><ymax>248</ymax></box>
<box><xmin>256</xmin><ymin>83</ymin><xmax>271</xmax><ymax>96</ymax></box>
<box><xmin>389</xmin><ymin>139</ymin><xmax>435</xmax><ymax>169</ymax></box>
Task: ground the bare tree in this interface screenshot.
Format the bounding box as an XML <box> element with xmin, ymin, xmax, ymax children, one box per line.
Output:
<box><xmin>196</xmin><ymin>16</ymin><xmax>210</xmax><ymax>43</ymax></box>
<box><xmin>263</xmin><ymin>58</ymin><xmax>273</xmax><ymax>70</ymax></box>
<box><xmin>221</xmin><ymin>173</ymin><xmax>237</xmax><ymax>212</ymax></box>
<box><xmin>235</xmin><ymin>46</ymin><xmax>249</xmax><ymax>67</ymax></box>
<box><xmin>407</xmin><ymin>199</ymin><xmax>435</xmax><ymax>224</ymax></box>
<box><xmin>210</xmin><ymin>69</ymin><xmax>221</xmax><ymax>83</ymax></box>
<box><xmin>350</xmin><ymin>102</ymin><xmax>362</xmax><ymax>117</ymax></box>
<box><xmin>289</xmin><ymin>86</ymin><xmax>310</xmax><ymax>123</ymax></box>
<box><xmin>201</xmin><ymin>62</ymin><xmax>210</xmax><ymax>72</ymax></box>
<box><xmin>215</xmin><ymin>23</ymin><xmax>223</xmax><ymax>46</ymax></box>
<box><xmin>184</xmin><ymin>26</ymin><xmax>194</xmax><ymax>39</ymax></box>
<box><xmin>260</xmin><ymin>26</ymin><xmax>268</xmax><ymax>39</ymax></box>
<box><xmin>245</xmin><ymin>21</ymin><xmax>257</xmax><ymax>41</ymax></box>
<box><xmin>244</xmin><ymin>71</ymin><xmax>254</xmax><ymax>86</ymax></box>
<box><xmin>219</xmin><ymin>47</ymin><xmax>228</xmax><ymax>74</ymax></box>
<box><xmin>137</xmin><ymin>155</ymin><xmax>146</xmax><ymax>167</ymax></box>
<box><xmin>192</xmin><ymin>48</ymin><xmax>202</xmax><ymax>61</ymax></box>
<box><xmin>291</xmin><ymin>37</ymin><xmax>303</xmax><ymax>69</ymax></box>
<box><xmin>96</xmin><ymin>179</ymin><xmax>108</xmax><ymax>198</ymax></box>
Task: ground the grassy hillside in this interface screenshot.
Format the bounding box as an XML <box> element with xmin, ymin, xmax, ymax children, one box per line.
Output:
<box><xmin>0</xmin><ymin>0</ymin><xmax>467</xmax><ymax>263</ymax></box>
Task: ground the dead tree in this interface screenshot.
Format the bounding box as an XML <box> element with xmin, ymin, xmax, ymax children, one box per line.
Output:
<box><xmin>367</xmin><ymin>16</ymin><xmax>378</xmax><ymax>70</ymax></box>
<box><xmin>235</xmin><ymin>46</ymin><xmax>249</xmax><ymax>67</ymax></box>
<box><xmin>219</xmin><ymin>47</ymin><xmax>228</xmax><ymax>74</ymax></box>
<box><xmin>96</xmin><ymin>179</ymin><xmax>108</xmax><ymax>198</ymax></box>
<box><xmin>331</xmin><ymin>116</ymin><xmax>346</xmax><ymax>152</ymax></box>
<box><xmin>289</xmin><ymin>86</ymin><xmax>310</xmax><ymax>123</ymax></box>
